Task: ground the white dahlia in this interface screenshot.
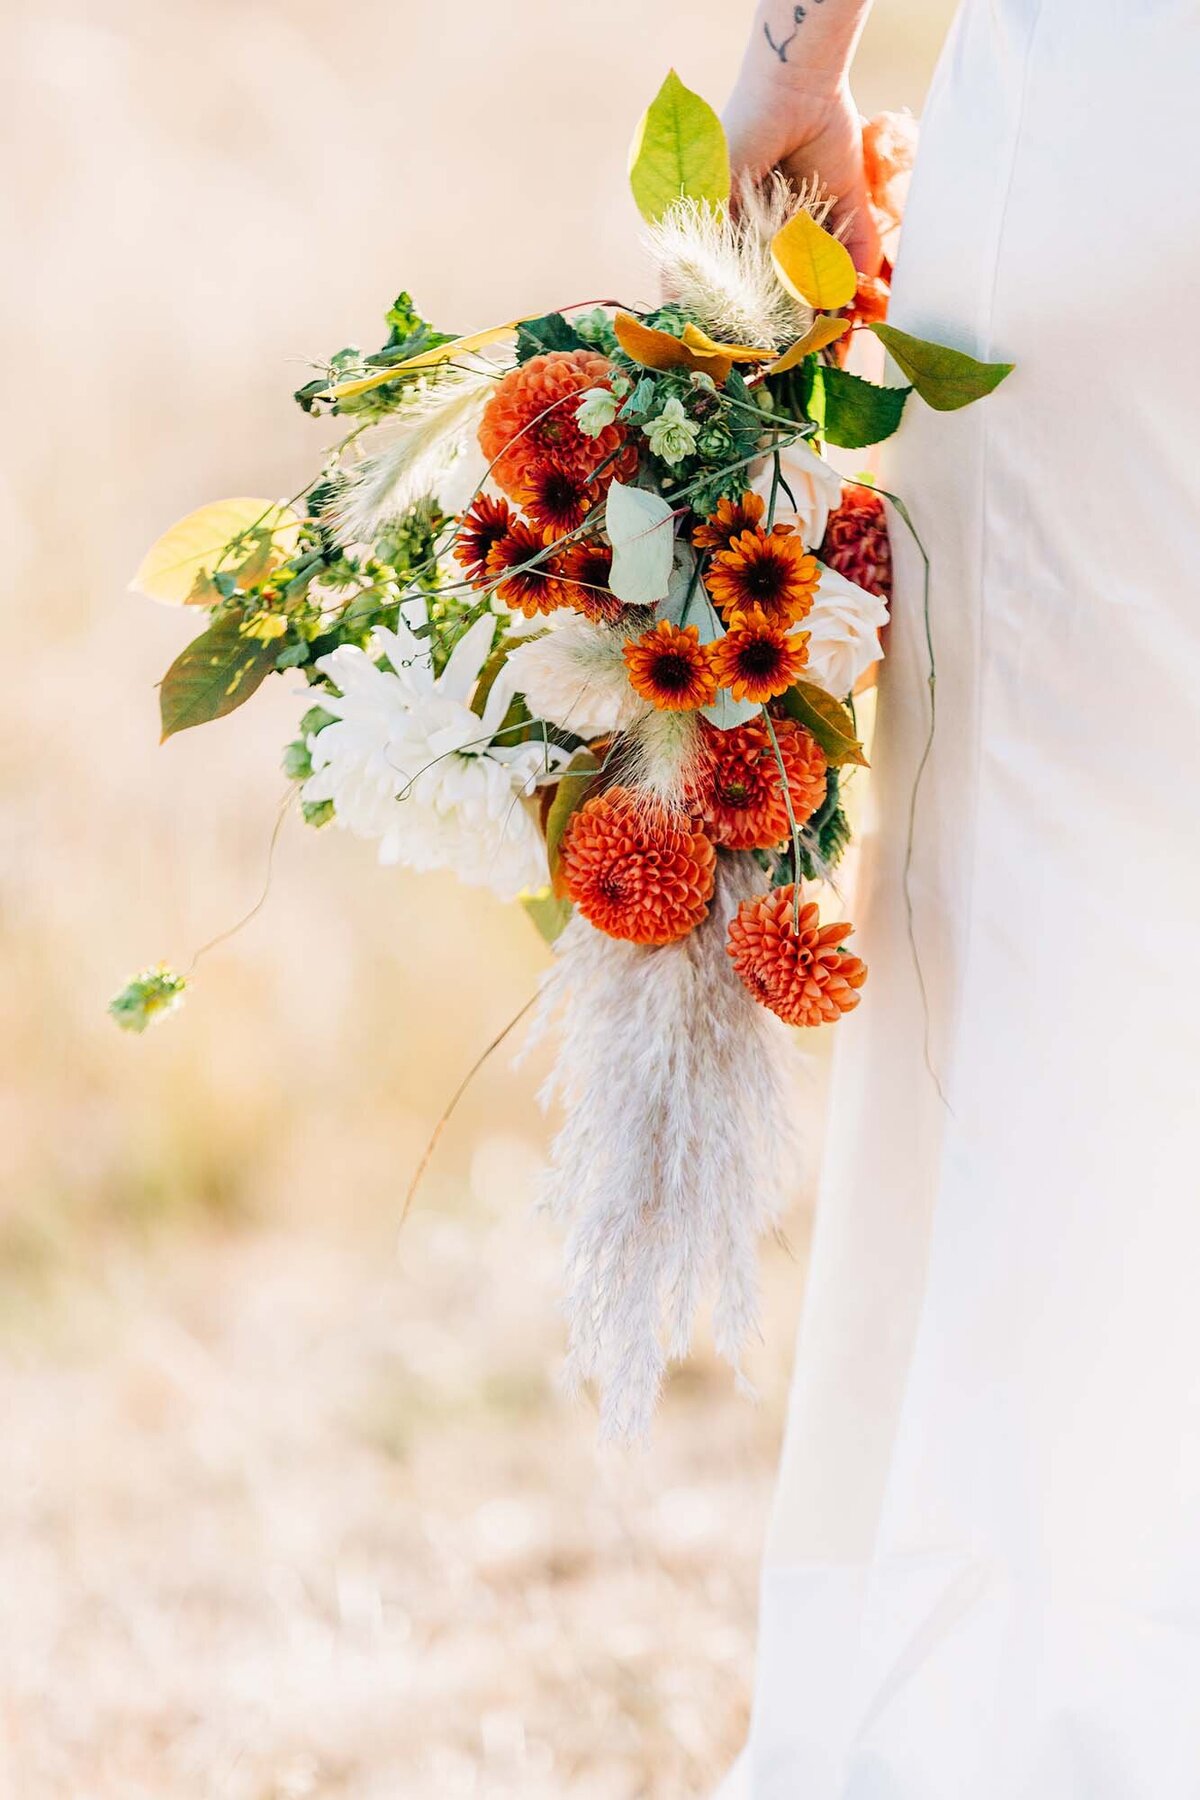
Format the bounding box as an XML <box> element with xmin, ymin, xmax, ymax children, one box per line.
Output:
<box><xmin>303</xmin><ymin>607</ymin><xmax>566</xmax><ymax>901</ymax></box>
<box><xmin>804</xmin><ymin>564</ymin><xmax>890</xmax><ymax>699</ymax></box>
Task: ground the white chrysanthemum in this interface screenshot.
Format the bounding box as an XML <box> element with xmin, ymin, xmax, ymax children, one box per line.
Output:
<box><xmin>506</xmin><ymin>618</ymin><xmax>648</xmax><ymax>740</ymax></box>
<box><xmin>752</xmin><ymin>438</ymin><xmax>844</xmax><ymax>551</ymax></box>
<box><xmin>303</xmin><ymin>606</ymin><xmax>566</xmax><ymax>901</ymax></box>
<box><xmin>804</xmin><ymin>564</ymin><xmax>890</xmax><ymax>699</ymax></box>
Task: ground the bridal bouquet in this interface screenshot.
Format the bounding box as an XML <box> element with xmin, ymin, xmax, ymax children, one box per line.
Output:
<box><xmin>116</xmin><ymin>76</ymin><xmax>1009</xmax><ymax>1433</ymax></box>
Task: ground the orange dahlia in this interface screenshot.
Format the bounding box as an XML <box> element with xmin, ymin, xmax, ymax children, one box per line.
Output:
<box><xmin>453</xmin><ymin>494</ymin><xmax>513</xmax><ymax>585</ymax></box>
<box><xmin>726</xmin><ymin>886</ymin><xmax>867</xmax><ymax>1026</ymax></box>
<box><xmin>624</xmin><ymin>619</ymin><xmax>720</xmax><ymax>711</ymax></box>
<box><xmin>552</xmin><ymin>539</ymin><xmax>623</xmax><ymax>622</ymax></box>
<box><xmin>515</xmin><ymin>463</ymin><xmax>596</xmax><ymax>537</ymax></box>
<box><xmin>486</xmin><ymin>517</ymin><xmax>562</xmax><ymax>618</ymax></box>
<box><xmin>696</xmin><ymin>716</ymin><xmax>827</xmax><ymax>851</ymax></box>
<box><xmin>558</xmin><ymin>787</ymin><xmax>716</xmax><ymax>945</ymax></box>
<box><xmin>710</xmin><ymin>608</ymin><xmax>809</xmax><ymax>704</ymax></box>
<box><xmin>691</xmin><ymin>489</ymin><xmax>766</xmax><ymax>552</ymax></box>
<box><xmin>819</xmin><ymin>487</ymin><xmax>893</xmax><ymax>600</ymax></box>
<box><xmin>478</xmin><ymin>350</ymin><xmax>635</xmax><ymax>497</ymax></box>
<box><xmin>707</xmin><ymin>526</ymin><xmax>820</xmax><ymax>626</ymax></box>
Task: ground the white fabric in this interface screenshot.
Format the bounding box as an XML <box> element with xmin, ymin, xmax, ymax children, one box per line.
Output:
<box><xmin>723</xmin><ymin>2</ymin><xmax>1200</xmax><ymax>1793</ymax></box>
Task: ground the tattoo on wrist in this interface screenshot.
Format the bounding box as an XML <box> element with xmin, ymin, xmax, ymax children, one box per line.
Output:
<box><xmin>763</xmin><ymin>0</ymin><xmax>827</xmax><ymax>64</ymax></box>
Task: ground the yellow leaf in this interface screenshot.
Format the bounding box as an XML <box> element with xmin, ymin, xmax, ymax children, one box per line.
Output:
<box><xmin>771</xmin><ymin>210</ymin><xmax>858</xmax><ymax>311</ymax></box>
<box><xmin>769</xmin><ymin>317</ymin><xmax>850</xmax><ymax>375</ymax></box>
<box><xmin>613</xmin><ymin>311</ymin><xmax>695</xmax><ymax>374</ymax></box>
<box><xmin>680</xmin><ymin>323</ymin><xmax>774</xmax><ymax>365</ymax></box>
<box><xmin>130</xmin><ymin>499</ymin><xmax>302</xmax><ymax>606</ymax></box>
<box><xmin>325</xmin><ymin>321</ymin><xmax>522</xmax><ymax>402</ymax></box>
<box><xmin>614</xmin><ymin>314</ymin><xmax>773</xmax><ymax>386</ymax></box>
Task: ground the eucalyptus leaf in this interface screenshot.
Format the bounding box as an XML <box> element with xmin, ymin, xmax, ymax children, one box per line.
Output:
<box><xmin>702</xmin><ymin>688</ymin><xmax>760</xmax><ymax>731</ymax></box>
<box><xmin>812</xmin><ymin>366</ymin><xmax>910</xmax><ymax>450</ymax></box>
<box><xmin>606</xmin><ymin>480</ymin><xmax>676</xmax><ymax>606</ymax></box>
<box><xmin>870</xmin><ymin>323</ymin><xmax>1014</xmax><ymax>411</ymax></box>
<box><xmin>628</xmin><ymin>70</ymin><xmax>730</xmax><ymax>223</ymax></box>
<box><xmin>521</xmin><ymin>889</ymin><xmax>574</xmax><ymax>946</ymax></box>
<box><xmin>159</xmin><ymin>612</ymin><xmax>278</xmax><ymax>739</ymax></box>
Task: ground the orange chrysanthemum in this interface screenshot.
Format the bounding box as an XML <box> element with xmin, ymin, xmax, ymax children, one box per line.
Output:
<box><xmin>696</xmin><ymin>716</ymin><xmax>827</xmax><ymax>851</ymax></box>
<box><xmin>486</xmin><ymin>517</ymin><xmax>562</xmax><ymax>618</ymax></box>
<box><xmin>552</xmin><ymin>539</ymin><xmax>623</xmax><ymax>622</ymax></box>
<box><xmin>514</xmin><ymin>463</ymin><xmax>596</xmax><ymax>537</ymax></box>
<box><xmin>707</xmin><ymin>526</ymin><xmax>820</xmax><ymax>626</ymax></box>
<box><xmin>710</xmin><ymin>607</ymin><xmax>809</xmax><ymax>703</ymax></box>
<box><xmin>624</xmin><ymin>619</ymin><xmax>720</xmax><ymax>711</ymax></box>
<box><xmin>691</xmin><ymin>489</ymin><xmax>766</xmax><ymax>552</ymax></box>
<box><xmin>453</xmin><ymin>494</ymin><xmax>513</xmax><ymax>585</ymax></box>
<box><xmin>478</xmin><ymin>350</ymin><xmax>636</xmax><ymax>497</ymax></box>
<box><xmin>819</xmin><ymin>487</ymin><xmax>893</xmax><ymax>600</ymax></box>
<box><xmin>726</xmin><ymin>886</ymin><xmax>867</xmax><ymax>1026</ymax></box>
<box><xmin>558</xmin><ymin>786</ymin><xmax>716</xmax><ymax>945</ymax></box>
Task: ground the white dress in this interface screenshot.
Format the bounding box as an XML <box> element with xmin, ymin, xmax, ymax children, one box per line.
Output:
<box><xmin>721</xmin><ymin>2</ymin><xmax>1200</xmax><ymax>1794</ymax></box>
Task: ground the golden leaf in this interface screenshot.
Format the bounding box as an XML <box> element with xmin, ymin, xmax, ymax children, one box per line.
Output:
<box><xmin>325</xmin><ymin>321</ymin><xmax>522</xmax><ymax>402</ymax></box>
<box><xmin>770</xmin><ymin>210</ymin><xmax>858</xmax><ymax>311</ymax></box>
<box><xmin>130</xmin><ymin>499</ymin><xmax>302</xmax><ymax>606</ymax></box>
<box><xmin>769</xmin><ymin>317</ymin><xmax>850</xmax><ymax>376</ymax></box>
<box><xmin>614</xmin><ymin>313</ymin><xmax>773</xmax><ymax>386</ymax></box>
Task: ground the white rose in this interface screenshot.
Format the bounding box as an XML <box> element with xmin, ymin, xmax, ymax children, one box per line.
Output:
<box><xmin>752</xmin><ymin>439</ymin><xmax>843</xmax><ymax>551</ymax></box>
<box><xmin>804</xmin><ymin>564</ymin><xmax>890</xmax><ymax>699</ymax></box>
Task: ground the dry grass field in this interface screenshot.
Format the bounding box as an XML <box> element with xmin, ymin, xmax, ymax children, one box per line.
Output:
<box><xmin>1</xmin><ymin>3</ymin><xmax>951</xmax><ymax>1794</ymax></box>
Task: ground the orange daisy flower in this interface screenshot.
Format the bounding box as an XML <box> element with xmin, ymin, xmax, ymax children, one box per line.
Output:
<box><xmin>726</xmin><ymin>886</ymin><xmax>867</xmax><ymax>1026</ymax></box>
<box><xmin>558</xmin><ymin>786</ymin><xmax>716</xmax><ymax>946</ymax></box>
<box><xmin>552</xmin><ymin>539</ymin><xmax>623</xmax><ymax>622</ymax></box>
<box><xmin>710</xmin><ymin>608</ymin><xmax>809</xmax><ymax>704</ymax></box>
<box><xmin>707</xmin><ymin>526</ymin><xmax>820</xmax><ymax>626</ymax></box>
<box><xmin>478</xmin><ymin>350</ymin><xmax>636</xmax><ymax>497</ymax></box>
<box><xmin>514</xmin><ymin>463</ymin><xmax>596</xmax><ymax>538</ymax></box>
<box><xmin>691</xmin><ymin>489</ymin><xmax>766</xmax><ymax>552</ymax></box>
<box><xmin>696</xmin><ymin>716</ymin><xmax>827</xmax><ymax>851</ymax></box>
<box><xmin>453</xmin><ymin>494</ymin><xmax>513</xmax><ymax>585</ymax></box>
<box><xmin>486</xmin><ymin>518</ymin><xmax>562</xmax><ymax>618</ymax></box>
<box><xmin>624</xmin><ymin>619</ymin><xmax>720</xmax><ymax>711</ymax></box>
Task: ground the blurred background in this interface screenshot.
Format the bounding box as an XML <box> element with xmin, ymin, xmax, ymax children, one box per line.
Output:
<box><xmin>1</xmin><ymin>3</ymin><xmax>951</xmax><ymax>1795</ymax></box>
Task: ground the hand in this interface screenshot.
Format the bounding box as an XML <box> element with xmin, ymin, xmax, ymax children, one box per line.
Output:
<box><xmin>724</xmin><ymin>69</ymin><xmax>881</xmax><ymax>278</ymax></box>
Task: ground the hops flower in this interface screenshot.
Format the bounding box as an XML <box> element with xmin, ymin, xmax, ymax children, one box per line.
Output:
<box><xmin>623</xmin><ymin>618</ymin><xmax>720</xmax><ymax>711</ymax></box>
<box><xmin>479</xmin><ymin>350</ymin><xmax>633</xmax><ymax>496</ymax></box>
<box><xmin>558</xmin><ymin>786</ymin><xmax>716</xmax><ymax>945</ymax></box>
<box><xmin>697</xmin><ymin>715</ymin><xmax>826</xmax><ymax>850</ymax></box>
<box><xmin>575</xmin><ymin>386</ymin><xmax>620</xmax><ymax>438</ymax></box>
<box><xmin>710</xmin><ymin>607</ymin><xmax>809</xmax><ymax>703</ymax></box>
<box><xmin>644</xmin><ymin>396</ymin><xmax>700</xmax><ymax>466</ymax></box>
<box><xmin>727</xmin><ymin>886</ymin><xmax>867</xmax><ymax>1026</ymax></box>
<box><xmin>707</xmin><ymin>525</ymin><xmax>820</xmax><ymax>625</ymax></box>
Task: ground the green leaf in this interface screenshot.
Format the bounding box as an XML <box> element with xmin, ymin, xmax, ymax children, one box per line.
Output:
<box><xmin>521</xmin><ymin>889</ymin><xmax>574</xmax><ymax>946</ymax></box>
<box><xmin>544</xmin><ymin>750</ymin><xmax>604</xmax><ymax>890</ymax></box>
<box><xmin>811</xmin><ymin>366</ymin><xmax>910</xmax><ymax>450</ymax></box>
<box><xmin>778</xmin><ymin>681</ymin><xmax>868</xmax><ymax>767</ymax></box>
<box><xmin>515</xmin><ymin>312</ymin><xmax>586</xmax><ymax>362</ymax></box>
<box><xmin>702</xmin><ymin>688</ymin><xmax>760</xmax><ymax>731</ymax></box>
<box><xmin>159</xmin><ymin>612</ymin><xmax>277</xmax><ymax>739</ymax></box>
<box><xmin>628</xmin><ymin>70</ymin><xmax>730</xmax><ymax>224</ymax></box>
<box><xmin>870</xmin><ymin>323</ymin><xmax>1013</xmax><ymax>412</ymax></box>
